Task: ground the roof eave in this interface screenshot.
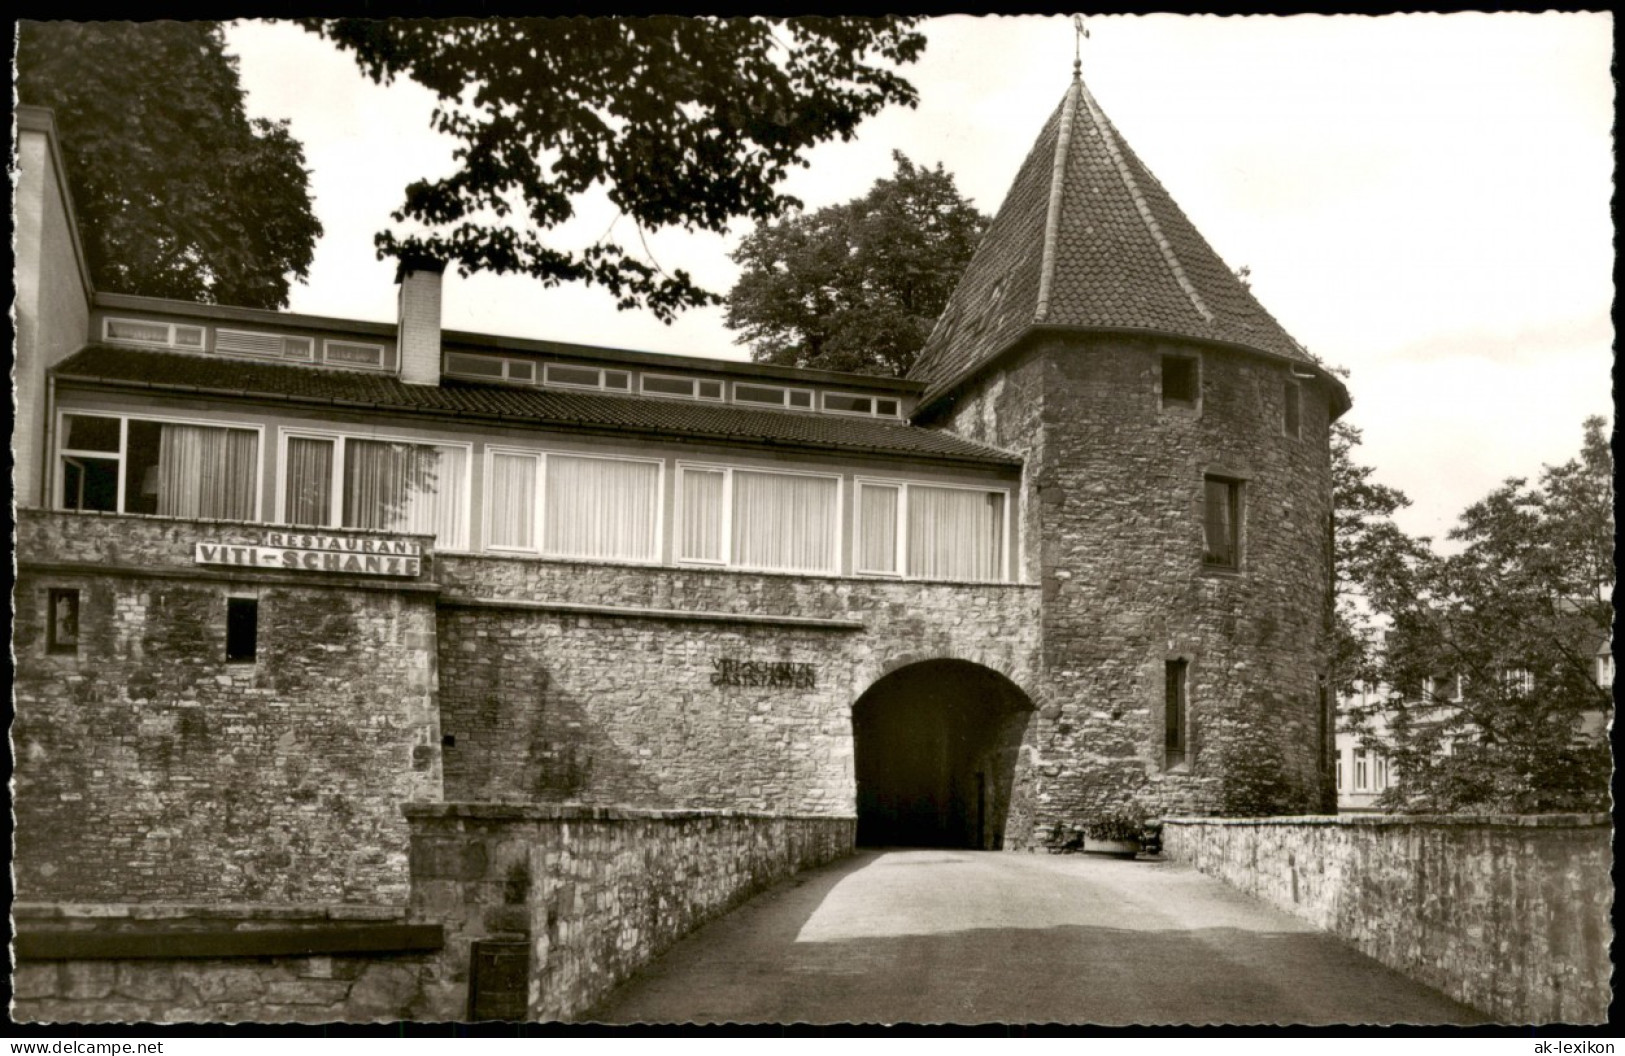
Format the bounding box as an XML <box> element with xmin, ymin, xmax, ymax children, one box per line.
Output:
<box><xmin>913</xmin><ymin>323</ymin><xmax>1353</xmax><ymax>421</ymax></box>
<box><xmin>50</xmin><ymin>367</ymin><xmax>1022</xmax><ymax>470</ymax></box>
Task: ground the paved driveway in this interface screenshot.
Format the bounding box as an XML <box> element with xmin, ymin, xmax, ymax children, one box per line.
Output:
<box><xmin>593</xmin><ymin>849</ymin><xmax>1486</xmax><ymax>1025</ymax></box>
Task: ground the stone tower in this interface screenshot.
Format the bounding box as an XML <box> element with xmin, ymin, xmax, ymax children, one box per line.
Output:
<box><xmin>912</xmin><ymin>70</ymin><xmax>1351</xmax><ymax>829</ymax></box>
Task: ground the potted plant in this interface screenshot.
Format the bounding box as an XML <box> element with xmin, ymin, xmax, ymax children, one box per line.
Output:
<box><xmin>1083</xmin><ymin>811</ymin><xmax>1146</xmax><ymax>858</ymax></box>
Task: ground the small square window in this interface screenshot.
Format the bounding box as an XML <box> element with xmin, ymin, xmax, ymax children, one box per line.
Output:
<box><xmin>1162</xmin><ymin>355</ymin><xmax>1199</xmax><ymax>407</ymax></box>
<box><xmin>48</xmin><ymin>589</ymin><xmax>80</xmax><ymax>654</ymax></box>
<box><xmin>226</xmin><ymin>597</ymin><xmax>258</xmax><ymax>663</ymax></box>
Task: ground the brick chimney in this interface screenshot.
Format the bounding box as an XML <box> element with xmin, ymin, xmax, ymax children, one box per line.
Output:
<box><xmin>396</xmin><ymin>256</ymin><xmax>446</xmax><ymax>386</ymax></box>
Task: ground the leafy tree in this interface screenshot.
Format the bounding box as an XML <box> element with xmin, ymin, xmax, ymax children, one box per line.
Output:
<box><xmin>16</xmin><ymin>21</ymin><xmax>322</xmax><ymax>310</ymax></box>
<box><xmin>1329</xmin><ymin>405</ymin><xmax>1433</xmax><ymax>694</ymax></box>
<box><xmin>300</xmin><ymin>17</ymin><xmax>927</xmax><ymax>322</ymax></box>
<box><xmin>725</xmin><ymin>151</ymin><xmax>988</xmax><ymax>376</ymax></box>
<box><xmin>1351</xmin><ymin>416</ymin><xmax>1613</xmax><ymax>814</ymax></box>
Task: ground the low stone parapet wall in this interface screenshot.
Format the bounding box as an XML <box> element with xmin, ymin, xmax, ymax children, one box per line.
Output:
<box><xmin>1160</xmin><ymin>813</ymin><xmax>1611</xmax><ymax>1023</ymax></box>
<box><xmin>11</xmin><ymin>903</ymin><xmax>441</xmax><ymax>1023</ymax></box>
<box><xmin>406</xmin><ymin>804</ymin><xmax>855</xmax><ymax>1021</ymax></box>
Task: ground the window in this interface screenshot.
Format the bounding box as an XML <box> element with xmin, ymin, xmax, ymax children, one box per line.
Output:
<box><xmin>641</xmin><ymin>374</ymin><xmax>725</xmax><ymax>401</ymax></box>
<box><xmin>226</xmin><ymin>597</ymin><xmax>258</xmax><ymax>663</ymax></box>
<box><xmin>677</xmin><ymin>465</ymin><xmax>840</xmax><ymax>574</ymax></box>
<box><xmin>58</xmin><ymin>413</ymin><xmax>260</xmax><ymax>521</ymax></box>
<box><xmin>484</xmin><ymin>450</ymin><xmax>661</xmax><ymax>562</ymax></box>
<box><xmin>734</xmin><ymin>382</ymin><xmax>814</xmax><ymax>410</ymax></box>
<box><xmin>1598</xmin><ymin>652</ymin><xmax>1614</xmax><ymax>688</ymax></box>
<box><xmin>283</xmin><ymin>433</ymin><xmax>469</xmax><ymax>550</ymax></box>
<box><xmin>103</xmin><ymin>317</ymin><xmax>205</xmax><ymax>350</ymax></box>
<box><xmin>447</xmin><ymin>353</ymin><xmax>534</xmax><ymax>383</ymax></box>
<box><xmin>543</xmin><ymin>454</ymin><xmax>661</xmax><ymax>562</ymax></box>
<box><xmin>1428</xmin><ymin>674</ymin><xmax>1461</xmax><ymax>703</ymax></box>
<box><xmin>47</xmin><ymin>589</ymin><xmax>79</xmax><ymax>654</ymax></box>
<box><xmin>1202</xmin><ymin>476</ymin><xmax>1241</xmax><ymax>570</ymax></box>
<box><xmin>822</xmin><ymin>392</ymin><xmax>902</xmax><ymax>418</ymax></box>
<box><xmin>855</xmin><ymin>480</ymin><xmax>1008</xmax><ymax>582</ymax></box>
<box><xmin>324</xmin><ymin>340</ymin><xmax>388</xmax><ymax>369</ymax></box>
<box><xmin>1373</xmin><ymin>754</ymin><xmax>1389</xmax><ymax>792</ymax></box>
<box><xmin>1283</xmin><ymin>380</ymin><xmax>1302</xmax><ymax>438</ymax></box>
<box><xmin>1354</xmin><ymin>750</ymin><xmax>1369</xmax><ymax>791</ymax></box>
<box><xmin>1162</xmin><ymin>354</ymin><xmax>1199</xmax><ymax>407</ymax></box>
<box><xmin>1501</xmin><ymin>668</ymin><xmax>1534</xmax><ymax>697</ymax></box>
<box><xmin>1336</xmin><ymin>755</ymin><xmax>1344</xmax><ymax>791</ymax></box>
<box><xmin>1165</xmin><ymin>659</ymin><xmax>1189</xmax><ymax>769</ymax></box>
<box><xmin>543</xmin><ymin>363</ymin><xmax>631</xmax><ymax>392</ymax></box>
<box><xmin>216</xmin><ymin>329</ymin><xmax>314</xmax><ymax>361</ymax></box>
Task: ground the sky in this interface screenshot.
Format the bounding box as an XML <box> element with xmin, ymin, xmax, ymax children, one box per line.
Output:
<box><xmin>223</xmin><ymin>14</ymin><xmax>1615</xmax><ymax>545</ymax></box>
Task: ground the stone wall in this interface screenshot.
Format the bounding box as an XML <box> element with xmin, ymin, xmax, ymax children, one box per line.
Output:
<box><xmin>11</xmin><ymin>904</ymin><xmax>439</xmax><ymax>1024</ymax></box>
<box><xmin>1161</xmin><ymin>813</ymin><xmax>1612</xmax><ymax>1023</ymax></box>
<box><xmin>406</xmin><ymin>804</ymin><xmax>855</xmax><ymax>1021</ymax></box>
<box><xmin>435</xmin><ymin>555</ymin><xmax>1046</xmax><ymax>840</ymax></box>
<box><xmin>14</xmin><ymin>510</ymin><xmax>442</xmax><ymax>905</ymax></box>
<box><xmin>932</xmin><ymin>335</ymin><xmax>1337</xmax><ymax>830</ymax></box>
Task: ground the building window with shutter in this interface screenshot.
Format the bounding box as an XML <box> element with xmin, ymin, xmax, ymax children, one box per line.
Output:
<box><xmin>1165</xmin><ymin>659</ymin><xmax>1189</xmax><ymax>770</ymax></box>
<box><xmin>1202</xmin><ymin>477</ymin><xmax>1242</xmax><ymax>570</ymax></box>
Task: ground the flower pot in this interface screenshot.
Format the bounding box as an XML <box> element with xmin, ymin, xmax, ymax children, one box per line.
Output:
<box><xmin>1083</xmin><ymin>837</ymin><xmax>1141</xmax><ymax>859</ymax></box>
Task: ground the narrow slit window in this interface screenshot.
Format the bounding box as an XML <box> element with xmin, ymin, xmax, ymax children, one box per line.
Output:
<box><xmin>226</xmin><ymin>597</ymin><xmax>258</xmax><ymax>663</ymax></box>
<box><xmin>47</xmin><ymin>589</ymin><xmax>80</xmax><ymax>654</ymax></box>
<box><xmin>1165</xmin><ymin>659</ymin><xmax>1188</xmax><ymax>769</ymax></box>
<box><xmin>1202</xmin><ymin>477</ymin><xmax>1241</xmax><ymax>570</ymax></box>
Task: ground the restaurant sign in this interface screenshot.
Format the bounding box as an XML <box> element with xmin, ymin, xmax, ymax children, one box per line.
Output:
<box><xmin>195</xmin><ymin>532</ymin><xmax>423</xmax><ymax>577</ymax></box>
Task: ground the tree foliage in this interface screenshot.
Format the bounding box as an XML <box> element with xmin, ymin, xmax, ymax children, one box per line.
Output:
<box><xmin>299</xmin><ymin>16</ymin><xmax>927</xmax><ymax>321</ymax></box>
<box><xmin>16</xmin><ymin>21</ymin><xmax>322</xmax><ymax>310</ymax></box>
<box><xmin>1329</xmin><ymin>407</ymin><xmax>1433</xmax><ymax>693</ymax></box>
<box><xmin>1350</xmin><ymin>416</ymin><xmax>1614</xmax><ymax>814</ymax></box>
<box><xmin>725</xmin><ymin>151</ymin><xmax>988</xmax><ymax>376</ymax></box>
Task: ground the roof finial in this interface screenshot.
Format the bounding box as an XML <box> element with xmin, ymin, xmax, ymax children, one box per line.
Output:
<box><xmin>1072</xmin><ymin>15</ymin><xmax>1088</xmax><ymax>79</ymax></box>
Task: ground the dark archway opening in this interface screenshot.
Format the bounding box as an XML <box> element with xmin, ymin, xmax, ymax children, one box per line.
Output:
<box><xmin>853</xmin><ymin>660</ymin><xmax>1033</xmax><ymax>849</ymax></box>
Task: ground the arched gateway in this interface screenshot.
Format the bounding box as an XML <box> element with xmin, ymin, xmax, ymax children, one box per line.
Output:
<box><xmin>852</xmin><ymin>660</ymin><xmax>1034</xmax><ymax>850</ymax></box>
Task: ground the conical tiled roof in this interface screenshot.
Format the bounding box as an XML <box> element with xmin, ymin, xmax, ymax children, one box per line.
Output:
<box><xmin>911</xmin><ymin>74</ymin><xmax>1345</xmax><ymax>412</ymax></box>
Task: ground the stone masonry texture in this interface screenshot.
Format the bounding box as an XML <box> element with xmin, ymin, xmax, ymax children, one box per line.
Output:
<box><xmin>1161</xmin><ymin>814</ymin><xmax>1613</xmax><ymax>1023</ymax></box>
<box><xmin>931</xmin><ymin>335</ymin><xmax>1337</xmax><ymax>832</ymax></box>
<box><xmin>434</xmin><ymin>555</ymin><xmax>1045</xmax><ymax>840</ymax></box>
<box><xmin>405</xmin><ymin>804</ymin><xmax>855</xmax><ymax>1021</ymax></box>
<box><xmin>11</xmin><ymin>905</ymin><xmax>437</xmax><ymax>1024</ymax></box>
<box><xmin>14</xmin><ymin>510</ymin><xmax>442</xmax><ymax>905</ymax></box>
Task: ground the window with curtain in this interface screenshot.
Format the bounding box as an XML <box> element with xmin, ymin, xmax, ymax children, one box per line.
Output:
<box><xmin>488</xmin><ymin>451</ymin><xmax>539</xmax><ymax>550</ymax></box>
<box><xmin>285</xmin><ymin>436</ymin><xmax>335</xmax><ymax>527</ymax></box>
<box><xmin>906</xmin><ymin>485</ymin><xmax>1004</xmax><ymax>582</ymax></box>
<box><xmin>679</xmin><ymin>467</ymin><xmax>726</xmax><ymax>563</ymax></box>
<box><xmin>156</xmin><ymin>424</ymin><xmax>259</xmax><ymax>521</ymax></box>
<box><xmin>543</xmin><ymin>454</ymin><xmax>660</xmax><ymax>561</ymax></box>
<box><xmin>344</xmin><ymin>439</ymin><xmax>467</xmax><ymax>549</ymax></box>
<box><xmin>732</xmin><ymin>470</ymin><xmax>838</xmax><ymax>573</ymax></box>
<box><xmin>856</xmin><ymin>483</ymin><xmax>900</xmax><ymax>575</ymax></box>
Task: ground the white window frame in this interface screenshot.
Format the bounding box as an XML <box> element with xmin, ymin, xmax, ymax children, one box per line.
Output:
<box><xmin>323</xmin><ymin>339</ymin><xmax>389</xmax><ymax>370</ymax></box>
<box><xmin>482</xmin><ymin>446</ymin><xmax>543</xmax><ymax>554</ymax></box>
<box><xmin>1353</xmin><ymin>749</ymin><xmax>1369</xmax><ymax>791</ymax></box>
<box><xmin>102</xmin><ymin>317</ymin><xmax>206</xmax><ymax>350</ymax></box>
<box><xmin>674</xmin><ymin>462</ymin><xmax>732</xmax><ymax>567</ymax></box>
<box><xmin>640</xmin><ymin>373</ymin><xmax>726</xmax><ymax>402</ymax></box>
<box><xmin>538</xmin><ymin>450</ymin><xmax>665</xmax><ymax>565</ymax></box>
<box><xmin>675</xmin><ymin>461</ymin><xmax>843</xmax><ymax>575</ymax></box>
<box><xmin>542</xmin><ymin>363</ymin><xmax>631</xmax><ymax>392</ymax></box>
<box><xmin>276</xmin><ymin>427</ymin><xmax>473</xmax><ymax>551</ymax></box>
<box><xmin>445</xmin><ymin>352</ymin><xmax>536</xmax><ymax>384</ymax></box>
<box><xmin>215</xmin><ymin>328</ymin><xmax>315</xmax><ymax>362</ymax></box>
<box><xmin>731</xmin><ymin>381</ymin><xmax>815</xmax><ymax>410</ymax></box>
<box><xmin>822</xmin><ymin>391</ymin><xmax>903</xmax><ymax>419</ymax></box>
<box><xmin>852</xmin><ymin>476</ymin><xmax>1012</xmax><ymax>583</ymax></box>
<box><xmin>55</xmin><ymin>409</ymin><xmax>266</xmax><ymax>522</ymax></box>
